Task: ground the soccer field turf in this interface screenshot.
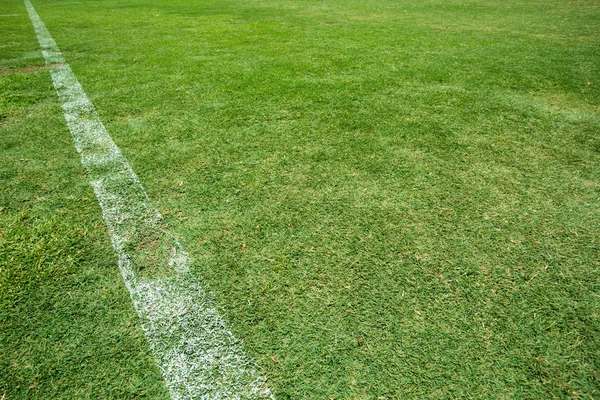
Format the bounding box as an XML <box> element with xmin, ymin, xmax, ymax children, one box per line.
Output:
<box><xmin>1</xmin><ymin>0</ymin><xmax>599</xmax><ymax>398</ymax></box>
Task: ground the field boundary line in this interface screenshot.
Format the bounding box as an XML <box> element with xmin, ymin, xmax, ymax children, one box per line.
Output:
<box><xmin>24</xmin><ymin>1</ymin><xmax>273</xmax><ymax>398</ymax></box>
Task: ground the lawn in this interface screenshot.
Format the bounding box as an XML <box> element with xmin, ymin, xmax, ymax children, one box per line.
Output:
<box><xmin>1</xmin><ymin>0</ymin><xmax>599</xmax><ymax>398</ymax></box>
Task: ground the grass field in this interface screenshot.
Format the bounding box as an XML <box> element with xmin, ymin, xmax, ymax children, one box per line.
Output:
<box><xmin>1</xmin><ymin>0</ymin><xmax>600</xmax><ymax>398</ymax></box>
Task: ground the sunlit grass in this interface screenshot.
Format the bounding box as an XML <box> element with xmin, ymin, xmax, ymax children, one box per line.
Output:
<box><xmin>1</xmin><ymin>0</ymin><xmax>599</xmax><ymax>398</ymax></box>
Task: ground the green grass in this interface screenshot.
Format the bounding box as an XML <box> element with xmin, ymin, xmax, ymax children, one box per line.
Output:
<box><xmin>0</xmin><ymin>3</ymin><xmax>169</xmax><ymax>398</ymax></box>
<box><xmin>2</xmin><ymin>0</ymin><xmax>600</xmax><ymax>398</ymax></box>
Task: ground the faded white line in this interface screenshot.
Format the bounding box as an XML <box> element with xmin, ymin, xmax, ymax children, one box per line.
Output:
<box><xmin>24</xmin><ymin>1</ymin><xmax>273</xmax><ymax>399</ymax></box>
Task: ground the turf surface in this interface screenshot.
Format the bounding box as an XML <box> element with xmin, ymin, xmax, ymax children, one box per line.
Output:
<box><xmin>1</xmin><ymin>0</ymin><xmax>599</xmax><ymax>398</ymax></box>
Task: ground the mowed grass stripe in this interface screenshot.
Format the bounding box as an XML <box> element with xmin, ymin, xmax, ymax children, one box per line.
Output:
<box><xmin>24</xmin><ymin>1</ymin><xmax>273</xmax><ymax>398</ymax></box>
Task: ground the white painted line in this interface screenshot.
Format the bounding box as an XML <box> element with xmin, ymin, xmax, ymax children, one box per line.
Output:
<box><xmin>24</xmin><ymin>1</ymin><xmax>274</xmax><ymax>399</ymax></box>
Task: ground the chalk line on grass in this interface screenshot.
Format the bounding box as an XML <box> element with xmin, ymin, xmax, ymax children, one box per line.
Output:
<box><xmin>25</xmin><ymin>1</ymin><xmax>273</xmax><ymax>399</ymax></box>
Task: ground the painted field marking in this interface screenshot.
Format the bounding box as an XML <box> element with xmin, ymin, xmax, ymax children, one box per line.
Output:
<box><xmin>24</xmin><ymin>1</ymin><xmax>273</xmax><ymax>399</ymax></box>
